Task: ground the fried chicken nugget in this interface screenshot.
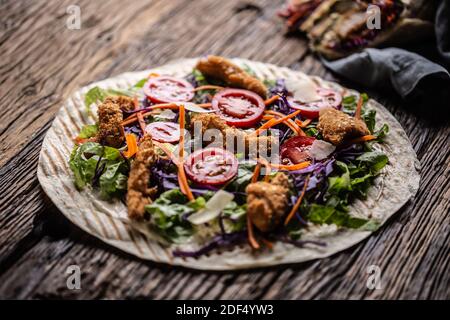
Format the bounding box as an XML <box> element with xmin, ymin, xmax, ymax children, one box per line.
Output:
<box><xmin>190</xmin><ymin>114</ymin><xmax>277</xmax><ymax>158</ymax></box>
<box><xmin>127</xmin><ymin>134</ymin><xmax>158</xmax><ymax>220</ymax></box>
<box><xmin>104</xmin><ymin>95</ymin><xmax>136</xmax><ymax>112</ymax></box>
<box><xmin>317</xmin><ymin>108</ymin><xmax>370</xmax><ymax>145</ymax></box>
<box><xmin>96</xmin><ymin>100</ymin><xmax>124</xmax><ymax>148</ymax></box>
<box><xmin>246</xmin><ymin>173</ymin><xmax>290</xmax><ymax>232</ymax></box>
<box><xmin>196</xmin><ymin>55</ymin><xmax>268</xmax><ymax>98</ymax></box>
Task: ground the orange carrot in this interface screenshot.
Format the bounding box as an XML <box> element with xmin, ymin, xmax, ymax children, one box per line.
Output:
<box><xmin>345</xmin><ymin>135</ymin><xmax>376</xmax><ymax>145</ymax></box>
<box><xmin>355</xmin><ymin>95</ymin><xmax>363</xmax><ymax>119</ymax></box>
<box><xmin>247</xmin><ymin>214</ymin><xmax>260</xmax><ymax>250</ymax></box>
<box><xmin>262</xmin><ymin>115</ymin><xmax>274</xmax><ymax>121</ymax></box>
<box><xmin>264</xmin><ymin>110</ymin><xmax>305</xmax><ymax>136</ymax></box>
<box><xmin>255</xmin><ymin>110</ymin><xmax>302</xmax><ymax>136</ymax></box>
<box><xmin>122</xmin><ymin>134</ymin><xmax>138</xmax><ymax>158</ymax></box>
<box><xmin>198</xmin><ymin>102</ymin><xmax>212</xmax><ymax>108</ymax></box>
<box><xmin>255</xmin><ymin>158</ymin><xmax>272</xmax><ymax>182</ymax></box>
<box><xmin>153</xmin><ymin>140</ymin><xmax>194</xmax><ymax>201</ymax></box>
<box><xmin>178</xmin><ymin>105</ymin><xmax>186</xmax><ymax>159</ymax></box>
<box><xmin>269</xmin><ymin>161</ymin><xmax>311</xmax><ymax>171</ymax></box>
<box><xmin>148</xmin><ymin>72</ymin><xmax>160</xmax><ymax>78</ymax></box>
<box><xmin>284</xmin><ymin>175</ymin><xmax>310</xmax><ymax>226</ymax></box>
<box><xmin>264</xmin><ymin>95</ymin><xmax>280</xmax><ymax>106</ymax></box>
<box><xmin>251</xmin><ymin>163</ymin><xmax>261</xmax><ymax>183</ymax></box>
<box><xmin>297</xmin><ymin>118</ymin><xmax>312</xmax><ymax>128</ymax></box>
<box><xmin>177</xmin><ymin>105</ymin><xmax>194</xmax><ymax>201</ymax></box>
<box><xmin>255</xmin><ymin>158</ymin><xmax>310</xmax><ymax>172</ymax></box>
<box><xmin>121</xmin><ymin>103</ymin><xmax>178</xmax><ymax>126</ymax></box>
<box><xmin>194</xmin><ymin>85</ymin><xmax>224</xmax><ymax>92</ymax></box>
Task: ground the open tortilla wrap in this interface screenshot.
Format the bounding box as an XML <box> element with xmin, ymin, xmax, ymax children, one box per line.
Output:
<box><xmin>37</xmin><ymin>58</ymin><xmax>420</xmax><ymax>270</ymax></box>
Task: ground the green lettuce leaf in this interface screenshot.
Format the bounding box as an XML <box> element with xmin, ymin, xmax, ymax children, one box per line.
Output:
<box><xmin>78</xmin><ymin>124</ymin><xmax>98</xmax><ymax>139</ymax></box>
<box><xmin>69</xmin><ymin>142</ymin><xmax>128</xmax><ymax>198</ymax></box>
<box><xmin>84</xmin><ymin>78</ymin><xmax>147</xmax><ymax>111</ymax></box>
<box><xmin>145</xmin><ymin>189</ymin><xmax>198</xmax><ymax>243</ymax></box>
<box><xmin>357</xmin><ymin>151</ymin><xmax>388</xmax><ymax>173</ymax></box>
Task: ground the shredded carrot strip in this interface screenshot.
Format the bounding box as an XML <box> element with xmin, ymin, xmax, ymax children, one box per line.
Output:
<box><xmin>284</xmin><ymin>175</ymin><xmax>310</xmax><ymax>226</ymax></box>
<box><xmin>247</xmin><ymin>214</ymin><xmax>260</xmax><ymax>250</ymax></box>
<box><xmin>264</xmin><ymin>110</ymin><xmax>305</xmax><ymax>136</ymax></box>
<box><xmin>345</xmin><ymin>135</ymin><xmax>376</xmax><ymax>145</ymax></box>
<box><xmin>153</xmin><ymin>140</ymin><xmax>194</xmax><ymax>201</ymax></box>
<box><xmin>255</xmin><ymin>158</ymin><xmax>272</xmax><ymax>182</ymax></box>
<box><xmin>355</xmin><ymin>95</ymin><xmax>363</xmax><ymax>119</ymax></box>
<box><xmin>262</xmin><ymin>115</ymin><xmax>274</xmax><ymax>121</ymax></box>
<box><xmin>270</xmin><ymin>161</ymin><xmax>311</xmax><ymax>171</ymax></box>
<box><xmin>297</xmin><ymin>118</ymin><xmax>312</xmax><ymax>128</ymax></box>
<box><xmin>198</xmin><ymin>102</ymin><xmax>212</xmax><ymax>108</ymax></box>
<box><xmin>194</xmin><ymin>85</ymin><xmax>224</xmax><ymax>92</ymax></box>
<box><xmin>121</xmin><ymin>103</ymin><xmax>179</xmax><ymax>126</ymax></box>
<box><xmin>122</xmin><ymin>134</ymin><xmax>138</xmax><ymax>158</ymax></box>
<box><xmin>148</xmin><ymin>72</ymin><xmax>160</xmax><ymax>78</ymax></box>
<box><xmin>255</xmin><ymin>158</ymin><xmax>310</xmax><ymax>172</ymax></box>
<box><xmin>264</xmin><ymin>95</ymin><xmax>280</xmax><ymax>106</ymax></box>
<box><xmin>251</xmin><ymin>163</ymin><xmax>261</xmax><ymax>183</ymax></box>
<box><xmin>136</xmin><ymin>113</ymin><xmax>146</xmax><ymax>133</ymax></box>
<box><xmin>178</xmin><ymin>105</ymin><xmax>186</xmax><ymax>159</ymax></box>
<box><xmin>255</xmin><ymin>110</ymin><xmax>301</xmax><ymax>135</ymax></box>
<box><xmin>177</xmin><ymin>105</ymin><xmax>194</xmax><ymax>201</ymax></box>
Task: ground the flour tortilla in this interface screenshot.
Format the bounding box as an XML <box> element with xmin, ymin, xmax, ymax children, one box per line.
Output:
<box><xmin>37</xmin><ymin>58</ymin><xmax>420</xmax><ymax>270</ymax></box>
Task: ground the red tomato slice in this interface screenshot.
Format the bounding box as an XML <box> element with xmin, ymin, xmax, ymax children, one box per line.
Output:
<box><xmin>144</xmin><ymin>76</ymin><xmax>194</xmax><ymax>103</ymax></box>
<box><xmin>145</xmin><ymin>121</ymin><xmax>180</xmax><ymax>143</ymax></box>
<box><xmin>211</xmin><ymin>89</ymin><xmax>265</xmax><ymax>128</ymax></box>
<box><xmin>184</xmin><ymin>148</ymin><xmax>238</xmax><ymax>186</ymax></box>
<box><xmin>281</xmin><ymin>136</ymin><xmax>316</xmax><ymax>165</ymax></box>
<box><xmin>288</xmin><ymin>88</ymin><xmax>342</xmax><ymax>119</ymax></box>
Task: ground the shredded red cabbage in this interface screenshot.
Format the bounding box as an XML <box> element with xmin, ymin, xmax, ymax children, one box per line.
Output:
<box><xmin>172</xmin><ymin>231</ymin><xmax>247</xmax><ymax>258</ymax></box>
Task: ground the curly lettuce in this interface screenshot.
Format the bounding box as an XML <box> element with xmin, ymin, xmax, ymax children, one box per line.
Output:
<box><xmin>69</xmin><ymin>142</ymin><xmax>129</xmax><ymax>198</ymax></box>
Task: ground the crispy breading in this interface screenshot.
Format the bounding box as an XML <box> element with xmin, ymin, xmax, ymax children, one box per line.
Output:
<box><xmin>104</xmin><ymin>95</ymin><xmax>136</xmax><ymax>112</ymax></box>
<box><xmin>246</xmin><ymin>173</ymin><xmax>290</xmax><ymax>232</ymax></box>
<box><xmin>96</xmin><ymin>100</ymin><xmax>124</xmax><ymax>148</ymax></box>
<box><xmin>317</xmin><ymin>108</ymin><xmax>370</xmax><ymax>145</ymax></box>
<box><xmin>190</xmin><ymin>114</ymin><xmax>277</xmax><ymax>158</ymax></box>
<box><xmin>127</xmin><ymin>134</ymin><xmax>158</xmax><ymax>220</ymax></box>
<box><xmin>190</xmin><ymin>113</ymin><xmax>229</xmax><ymax>135</ymax></box>
<box><xmin>196</xmin><ymin>55</ymin><xmax>268</xmax><ymax>98</ymax></box>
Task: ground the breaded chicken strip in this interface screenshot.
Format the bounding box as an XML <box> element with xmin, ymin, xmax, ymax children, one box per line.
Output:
<box><xmin>196</xmin><ymin>55</ymin><xmax>268</xmax><ymax>98</ymax></box>
<box><xmin>190</xmin><ymin>113</ymin><xmax>277</xmax><ymax>158</ymax></box>
<box><xmin>95</xmin><ymin>100</ymin><xmax>124</xmax><ymax>148</ymax></box>
<box><xmin>127</xmin><ymin>134</ymin><xmax>158</xmax><ymax>220</ymax></box>
<box><xmin>317</xmin><ymin>108</ymin><xmax>370</xmax><ymax>145</ymax></box>
<box><xmin>246</xmin><ymin>173</ymin><xmax>290</xmax><ymax>232</ymax></box>
<box><xmin>104</xmin><ymin>95</ymin><xmax>136</xmax><ymax>112</ymax></box>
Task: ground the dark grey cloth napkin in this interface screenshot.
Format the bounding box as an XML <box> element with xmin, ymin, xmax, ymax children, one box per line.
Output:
<box><xmin>322</xmin><ymin>48</ymin><xmax>450</xmax><ymax>99</ymax></box>
<box><xmin>322</xmin><ymin>0</ymin><xmax>450</xmax><ymax>103</ymax></box>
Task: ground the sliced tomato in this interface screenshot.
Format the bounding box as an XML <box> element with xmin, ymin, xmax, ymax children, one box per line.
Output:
<box><xmin>288</xmin><ymin>88</ymin><xmax>342</xmax><ymax>119</ymax></box>
<box><xmin>281</xmin><ymin>136</ymin><xmax>316</xmax><ymax>165</ymax></box>
<box><xmin>144</xmin><ymin>76</ymin><xmax>194</xmax><ymax>104</ymax></box>
<box><xmin>145</xmin><ymin>121</ymin><xmax>180</xmax><ymax>143</ymax></box>
<box><xmin>184</xmin><ymin>148</ymin><xmax>238</xmax><ymax>186</ymax></box>
<box><xmin>211</xmin><ymin>89</ymin><xmax>265</xmax><ymax>128</ymax></box>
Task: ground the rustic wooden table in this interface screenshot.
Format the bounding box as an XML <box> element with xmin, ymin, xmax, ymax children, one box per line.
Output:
<box><xmin>0</xmin><ymin>0</ymin><xmax>449</xmax><ymax>300</ymax></box>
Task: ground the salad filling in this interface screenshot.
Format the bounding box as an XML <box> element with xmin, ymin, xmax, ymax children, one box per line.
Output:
<box><xmin>70</xmin><ymin>55</ymin><xmax>389</xmax><ymax>257</ymax></box>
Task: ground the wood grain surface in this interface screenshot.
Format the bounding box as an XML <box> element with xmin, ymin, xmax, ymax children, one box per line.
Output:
<box><xmin>0</xmin><ymin>0</ymin><xmax>448</xmax><ymax>299</ymax></box>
